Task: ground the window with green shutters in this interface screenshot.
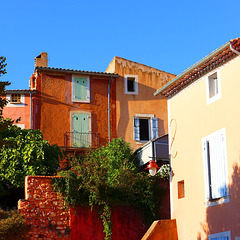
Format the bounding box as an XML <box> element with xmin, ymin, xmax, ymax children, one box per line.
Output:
<box><xmin>72</xmin><ymin>75</ymin><xmax>90</xmax><ymax>102</ymax></box>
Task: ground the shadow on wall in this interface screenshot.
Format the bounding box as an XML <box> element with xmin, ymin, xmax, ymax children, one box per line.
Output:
<box><xmin>197</xmin><ymin>163</ymin><xmax>240</xmax><ymax>239</ymax></box>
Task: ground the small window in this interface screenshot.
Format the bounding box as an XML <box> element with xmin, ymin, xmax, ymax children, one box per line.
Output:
<box><xmin>178</xmin><ymin>180</ymin><xmax>185</xmax><ymax>199</ymax></box>
<box><xmin>208</xmin><ymin>72</ymin><xmax>218</xmax><ymax>98</ymax></box>
<box><xmin>11</xmin><ymin>93</ymin><xmax>21</xmax><ymax>103</ymax></box>
<box><xmin>125</xmin><ymin>75</ymin><xmax>138</xmax><ymax>95</ymax></box>
<box><xmin>133</xmin><ymin>116</ymin><xmax>158</xmax><ymax>142</ymax></box>
<box><xmin>207</xmin><ymin>71</ymin><xmax>221</xmax><ymax>104</ymax></box>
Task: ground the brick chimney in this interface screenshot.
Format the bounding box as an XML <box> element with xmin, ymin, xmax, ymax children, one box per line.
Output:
<box><xmin>35</xmin><ymin>52</ymin><xmax>48</xmax><ymax>68</ymax></box>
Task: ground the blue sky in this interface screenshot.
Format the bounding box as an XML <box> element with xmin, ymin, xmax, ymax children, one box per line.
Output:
<box><xmin>1</xmin><ymin>0</ymin><xmax>240</xmax><ymax>90</ymax></box>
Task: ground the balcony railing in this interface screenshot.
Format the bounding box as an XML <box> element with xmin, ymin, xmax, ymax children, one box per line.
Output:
<box><xmin>64</xmin><ymin>132</ymin><xmax>100</xmax><ymax>149</ymax></box>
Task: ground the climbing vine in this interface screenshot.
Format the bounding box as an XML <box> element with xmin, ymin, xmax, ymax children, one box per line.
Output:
<box><xmin>53</xmin><ymin>138</ymin><xmax>167</xmax><ymax>240</ymax></box>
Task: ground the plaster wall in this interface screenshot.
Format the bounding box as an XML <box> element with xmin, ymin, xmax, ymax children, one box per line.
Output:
<box><xmin>168</xmin><ymin>56</ymin><xmax>240</xmax><ymax>239</ymax></box>
<box><xmin>3</xmin><ymin>94</ymin><xmax>31</xmax><ymax>128</ymax></box>
<box><xmin>34</xmin><ymin>72</ymin><xmax>116</xmax><ymax>147</ymax></box>
<box><xmin>107</xmin><ymin>57</ymin><xmax>175</xmax><ymax>150</ymax></box>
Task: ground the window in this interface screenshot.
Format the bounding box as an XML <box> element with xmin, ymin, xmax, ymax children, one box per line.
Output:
<box><xmin>72</xmin><ymin>75</ymin><xmax>90</xmax><ymax>103</ymax></box>
<box><xmin>208</xmin><ymin>230</ymin><xmax>231</xmax><ymax>240</ymax></box>
<box><xmin>133</xmin><ymin>115</ymin><xmax>158</xmax><ymax>141</ymax></box>
<box><xmin>11</xmin><ymin>93</ymin><xmax>21</xmax><ymax>103</ymax></box>
<box><xmin>207</xmin><ymin>71</ymin><xmax>221</xmax><ymax>104</ymax></box>
<box><xmin>125</xmin><ymin>75</ymin><xmax>138</xmax><ymax>95</ymax></box>
<box><xmin>202</xmin><ymin>129</ymin><xmax>229</xmax><ymax>205</ymax></box>
<box><xmin>6</xmin><ymin>94</ymin><xmax>25</xmax><ymax>107</ymax></box>
<box><xmin>178</xmin><ymin>180</ymin><xmax>185</xmax><ymax>199</ymax></box>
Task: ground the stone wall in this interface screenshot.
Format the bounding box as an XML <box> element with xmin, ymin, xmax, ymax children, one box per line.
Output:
<box><xmin>18</xmin><ymin>176</ymin><xmax>70</xmax><ymax>240</ymax></box>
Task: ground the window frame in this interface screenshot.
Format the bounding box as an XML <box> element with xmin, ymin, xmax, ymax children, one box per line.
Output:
<box><xmin>125</xmin><ymin>74</ymin><xmax>138</xmax><ymax>95</ymax></box>
<box><xmin>72</xmin><ymin>75</ymin><xmax>90</xmax><ymax>103</ymax></box>
<box><xmin>202</xmin><ymin>128</ymin><xmax>229</xmax><ymax>206</ymax></box>
<box><xmin>208</xmin><ymin>230</ymin><xmax>231</xmax><ymax>240</ymax></box>
<box><xmin>6</xmin><ymin>94</ymin><xmax>25</xmax><ymax>107</ymax></box>
<box><xmin>133</xmin><ymin>114</ymin><xmax>158</xmax><ymax>142</ymax></box>
<box><xmin>206</xmin><ymin>70</ymin><xmax>221</xmax><ymax>105</ymax></box>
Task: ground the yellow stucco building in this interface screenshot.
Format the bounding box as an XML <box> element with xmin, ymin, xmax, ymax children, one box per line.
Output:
<box><xmin>155</xmin><ymin>38</ymin><xmax>240</xmax><ymax>240</ymax></box>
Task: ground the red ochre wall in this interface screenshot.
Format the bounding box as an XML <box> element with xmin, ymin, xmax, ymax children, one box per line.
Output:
<box><xmin>71</xmin><ymin>206</ymin><xmax>148</xmax><ymax>240</ymax></box>
<box><xmin>18</xmin><ymin>176</ymin><xmax>170</xmax><ymax>240</ymax></box>
<box><xmin>33</xmin><ymin>72</ymin><xmax>116</xmax><ymax>147</ymax></box>
<box><xmin>18</xmin><ymin>176</ymin><xmax>71</xmax><ymax>240</ymax></box>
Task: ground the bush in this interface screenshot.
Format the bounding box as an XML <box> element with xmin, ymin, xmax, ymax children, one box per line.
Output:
<box><xmin>0</xmin><ymin>208</ymin><xmax>29</xmax><ymax>240</ymax></box>
<box><xmin>53</xmin><ymin>138</ymin><xmax>166</xmax><ymax>240</ymax></box>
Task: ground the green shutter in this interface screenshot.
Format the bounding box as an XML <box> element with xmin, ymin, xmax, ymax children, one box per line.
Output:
<box><xmin>73</xmin><ymin>113</ymin><xmax>89</xmax><ymax>147</ymax></box>
<box><xmin>74</xmin><ymin>77</ymin><xmax>88</xmax><ymax>100</ymax></box>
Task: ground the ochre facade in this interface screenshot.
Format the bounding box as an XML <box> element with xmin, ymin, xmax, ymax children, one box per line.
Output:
<box><xmin>106</xmin><ymin>57</ymin><xmax>175</xmax><ymax>150</ymax></box>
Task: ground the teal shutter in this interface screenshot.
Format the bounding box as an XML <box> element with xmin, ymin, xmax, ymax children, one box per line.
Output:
<box><xmin>73</xmin><ymin>113</ymin><xmax>89</xmax><ymax>147</ymax></box>
<box><xmin>74</xmin><ymin>77</ymin><xmax>88</xmax><ymax>100</ymax></box>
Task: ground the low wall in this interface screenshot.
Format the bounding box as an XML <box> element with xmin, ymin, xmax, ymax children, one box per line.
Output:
<box><xmin>18</xmin><ymin>176</ymin><xmax>170</xmax><ymax>240</ymax></box>
<box><xmin>18</xmin><ymin>176</ymin><xmax>70</xmax><ymax>240</ymax></box>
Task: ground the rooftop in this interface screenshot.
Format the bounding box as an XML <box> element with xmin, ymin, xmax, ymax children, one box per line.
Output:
<box><xmin>35</xmin><ymin>67</ymin><xmax>119</xmax><ymax>78</ymax></box>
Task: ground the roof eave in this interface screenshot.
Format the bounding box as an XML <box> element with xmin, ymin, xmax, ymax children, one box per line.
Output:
<box><xmin>154</xmin><ymin>41</ymin><xmax>231</xmax><ymax>97</ymax></box>
<box><xmin>35</xmin><ymin>67</ymin><xmax>119</xmax><ymax>78</ymax></box>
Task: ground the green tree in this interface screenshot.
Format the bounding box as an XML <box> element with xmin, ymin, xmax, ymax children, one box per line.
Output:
<box><xmin>0</xmin><ymin>56</ymin><xmax>10</xmax><ymax>110</ymax></box>
<box><xmin>0</xmin><ymin>128</ymin><xmax>62</xmax><ymax>198</ymax></box>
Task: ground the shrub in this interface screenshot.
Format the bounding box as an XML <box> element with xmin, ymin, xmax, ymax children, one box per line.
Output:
<box><xmin>53</xmin><ymin>138</ymin><xmax>166</xmax><ymax>240</ymax></box>
<box><xmin>0</xmin><ymin>208</ymin><xmax>29</xmax><ymax>240</ymax></box>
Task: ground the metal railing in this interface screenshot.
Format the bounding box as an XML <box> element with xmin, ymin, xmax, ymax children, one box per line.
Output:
<box><xmin>64</xmin><ymin>132</ymin><xmax>99</xmax><ymax>149</ymax></box>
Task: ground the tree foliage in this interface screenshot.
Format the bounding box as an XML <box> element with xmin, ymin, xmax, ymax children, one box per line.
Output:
<box><xmin>0</xmin><ymin>128</ymin><xmax>62</xmax><ymax>197</ymax></box>
<box><xmin>53</xmin><ymin>138</ymin><xmax>166</xmax><ymax>240</ymax></box>
<box><xmin>0</xmin><ymin>56</ymin><xmax>10</xmax><ymax>111</ymax></box>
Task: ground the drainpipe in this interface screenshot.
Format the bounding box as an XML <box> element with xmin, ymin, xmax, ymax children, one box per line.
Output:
<box><xmin>30</xmin><ymin>92</ymin><xmax>32</xmax><ymax>129</ymax></box>
<box><xmin>230</xmin><ymin>41</ymin><xmax>240</xmax><ymax>55</ymax></box>
<box><xmin>108</xmin><ymin>77</ymin><xmax>113</xmax><ymax>143</ymax></box>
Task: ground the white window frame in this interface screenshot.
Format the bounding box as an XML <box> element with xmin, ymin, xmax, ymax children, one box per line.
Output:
<box><xmin>208</xmin><ymin>230</ymin><xmax>231</xmax><ymax>240</ymax></box>
<box><xmin>202</xmin><ymin>128</ymin><xmax>229</xmax><ymax>207</ymax></box>
<box><xmin>72</xmin><ymin>75</ymin><xmax>90</xmax><ymax>103</ymax></box>
<box><xmin>206</xmin><ymin>70</ymin><xmax>221</xmax><ymax>105</ymax></box>
<box><xmin>125</xmin><ymin>74</ymin><xmax>138</xmax><ymax>95</ymax></box>
<box><xmin>14</xmin><ymin>124</ymin><xmax>25</xmax><ymax>129</ymax></box>
<box><xmin>133</xmin><ymin>114</ymin><xmax>158</xmax><ymax>143</ymax></box>
<box><xmin>6</xmin><ymin>94</ymin><xmax>25</xmax><ymax>107</ymax></box>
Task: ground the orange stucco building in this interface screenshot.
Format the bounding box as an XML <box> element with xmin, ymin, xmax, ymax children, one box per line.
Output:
<box><xmin>29</xmin><ymin>53</ymin><xmax>118</xmax><ymax>148</ymax></box>
<box><xmin>155</xmin><ymin>38</ymin><xmax>240</xmax><ymax>240</ymax></box>
<box><xmin>106</xmin><ymin>56</ymin><xmax>175</xmax><ymax>150</ymax></box>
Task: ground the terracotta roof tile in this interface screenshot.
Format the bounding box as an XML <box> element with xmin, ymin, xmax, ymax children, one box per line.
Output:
<box><xmin>35</xmin><ymin>67</ymin><xmax>119</xmax><ymax>77</ymax></box>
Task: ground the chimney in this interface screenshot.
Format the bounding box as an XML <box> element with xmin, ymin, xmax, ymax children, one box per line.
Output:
<box><xmin>35</xmin><ymin>52</ymin><xmax>48</xmax><ymax>68</ymax></box>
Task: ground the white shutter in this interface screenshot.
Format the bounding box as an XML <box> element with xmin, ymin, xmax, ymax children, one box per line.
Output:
<box><xmin>207</xmin><ymin>133</ymin><xmax>227</xmax><ymax>199</ymax></box>
<box><xmin>151</xmin><ymin>117</ymin><xmax>158</xmax><ymax>139</ymax></box>
<box><xmin>133</xmin><ymin>117</ymin><xmax>140</xmax><ymax>141</ymax></box>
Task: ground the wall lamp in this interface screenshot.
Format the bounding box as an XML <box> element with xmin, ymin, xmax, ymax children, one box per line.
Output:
<box><xmin>146</xmin><ymin>160</ymin><xmax>159</xmax><ymax>176</ymax></box>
